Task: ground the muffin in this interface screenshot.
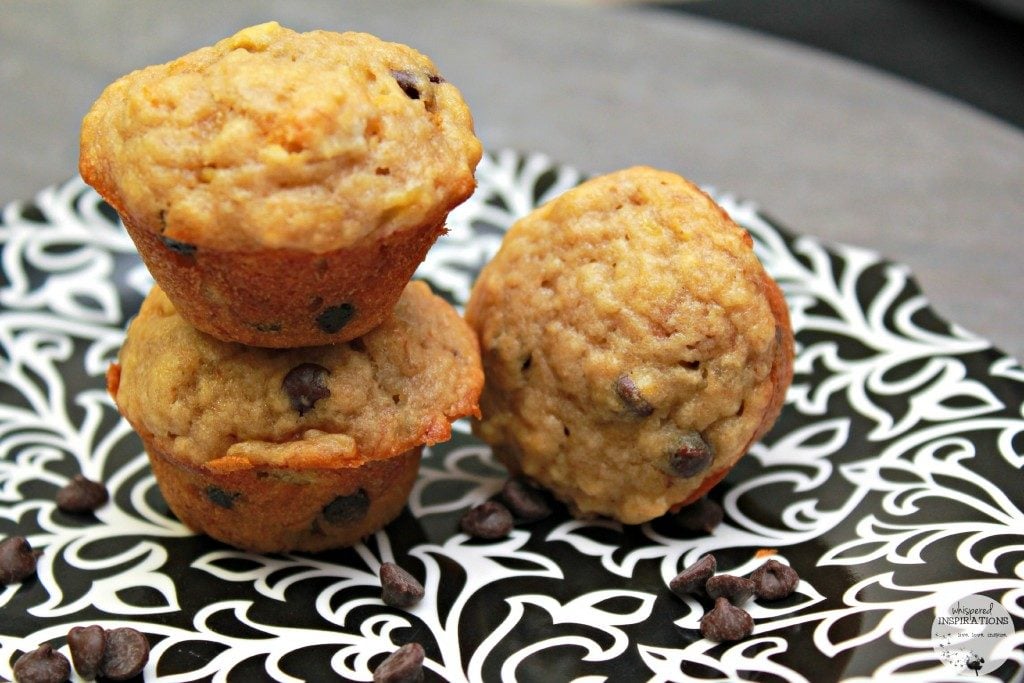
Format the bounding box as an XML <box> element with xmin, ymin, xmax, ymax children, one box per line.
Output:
<box><xmin>108</xmin><ymin>281</ymin><xmax>483</xmax><ymax>552</ymax></box>
<box><xmin>465</xmin><ymin>167</ymin><xmax>794</xmax><ymax>524</ymax></box>
<box><xmin>81</xmin><ymin>22</ymin><xmax>482</xmax><ymax>347</ymax></box>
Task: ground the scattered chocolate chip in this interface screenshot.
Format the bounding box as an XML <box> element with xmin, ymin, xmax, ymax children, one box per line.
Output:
<box><xmin>391</xmin><ymin>70</ymin><xmax>421</xmax><ymax>100</ymax></box>
<box><xmin>706</xmin><ymin>574</ymin><xmax>755</xmax><ymax>605</ymax></box>
<box><xmin>322</xmin><ymin>490</ymin><xmax>370</xmax><ymax>525</ymax></box>
<box><xmin>159</xmin><ymin>235</ymin><xmax>197</xmax><ymax>256</ymax></box>
<box><xmin>373</xmin><ymin>642</ymin><xmax>425</xmax><ymax>683</ymax></box>
<box><xmin>700</xmin><ymin>597</ymin><xmax>754</xmax><ymax>642</ymax></box>
<box><xmin>428</xmin><ymin>74</ymin><xmax>444</xmax><ymax>84</ymax></box>
<box><xmin>499</xmin><ymin>478</ymin><xmax>551</xmax><ymax>523</ymax></box>
<box><xmin>673</xmin><ymin>496</ymin><xmax>724</xmax><ymax>534</ymax></box>
<box><xmin>666</xmin><ymin>432</ymin><xmax>714</xmax><ymax>478</ymax></box>
<box><xmin>205</xmin><ymin>486</ymin><xmax>240</xmax><ymax>510</ymax></box>
<box><xmin>380</xmin><ymin>562</ymin><xmax>424</xmax><ymax>609</ymax></box>
<box><xmin>460</xmin><ymin>501</ymin><xmax>514</xmax><ymax>540</ymax></box>
<box><xmin>12</xmin><ymin>643</ymin><xmax>70</xmax><ymax>683</ymax></box>
<box><xmin>316</xmin><ymin>303</ymin><xmax>356</xmax><ymax>334</ymax></box>
<box><xmin>55</xmin><ymin>475</ymin><xmax>109</xmax><ymax>514</ymax></box>
<box><xmin>67</xmin><ymin>625</ymin><xmax>106</xmax><ymax>679</ymax></box>
<box><xmin>0</xmin><ymin>536</ymin><xmax>42</xmax><ymax>585</ymax></box>
<box><xmin>750</xmin><ymin>559</ymin><xmax>800</xmax><ymax>600</ymax></box>
<box><xmin>282</xmin><ymin>363</ymin><xmax>331</xmax><ymax>416</ymax></box>
<box><xmin>669</xmin><ymin>554</ymin><xmax>716</xmax><ymax>598</ymax></box>
<box><xmin>99</xmin><ymin>627</ymin><xmax>150</xmax><ymax>681</ymax></box>
<box><xmin>614</xmin><ymin>374</ymin><xmax>654</xmax><ymax>417</ymax></box>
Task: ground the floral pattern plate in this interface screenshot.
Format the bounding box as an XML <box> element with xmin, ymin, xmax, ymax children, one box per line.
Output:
<box><xmin>1</xmin><ymin>150</ymin><xmax>1022</xmax><ymax>682</ymax></box>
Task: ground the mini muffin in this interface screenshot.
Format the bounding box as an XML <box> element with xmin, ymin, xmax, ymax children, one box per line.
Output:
<box><xmin>81</xmin><ymin>22</ymin><xmax>482</xmax><ymax>347</ymax></box>
<box><xmin>465</xmin><ymin>167</ymin><xmax>793</xmax><ymax>524</ymax></box>
<box><xmin>108</xmin><ymin>281</ymin><xmax>483</xmax><ymax>552</ymax></box>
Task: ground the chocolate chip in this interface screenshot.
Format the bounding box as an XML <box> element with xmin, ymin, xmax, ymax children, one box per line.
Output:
<box><xmin>254</xmin><ymin>322</ymin><xmax>282</xmax><ymax>333</ymax></box>
<box><xmin>159</xmin><ymin>235</ymin><xmax>197</xmax><ymax>256</ymax></box>
<box><xmin>669</xmin><ymin>554</ymin><xmax>716</xmax><ymax>598</ymax></box>
<box><xmin>391</xmin><ymin>70</ymin><xmax>420</xmax><ymax>99</ymax></box>
<box><xmin>499</xmin><ymin>477</ymin><xmax>551</xmax><ymax>523</ymax></box>
<box><xmin>316</xmin><ymin>303</ymin><xmax>356</xmax><ymax>334</ymax></box>
<box><xmin>322</xmin><ymin>490</ymin><xmax>370</xmax><ymax>525</ymax></box>
<box><xmin>673</xmin><ymin>496</ymin><xmax>724</xmax><ymax>534</ymax></box>
<box><xmin>55</xmin><ymin>475</ymin><xmax>109</xmax><ymax>514</ymax></box>
<box><xmin>380</xmin><ymin>562</ymin><xmax>424</xmax><ymax>609</ymax></box>
<box><xmin>12</xmin><ymin>643</ymin><xmax>70</xmax><ymax>683</ymax></box>
<box><xmin>0</xmin><ymin>536</ymin><xmax>42</xmax><ymax>585</ymax></box>
<box><xmin>205</xmin><ymin>486</ymin><xmax>240</xmax><ymax>510</ymax></box>
<box><xmin>99</xmin><ymin>627</ymin><xmax>150</xmax><ymax>681</ymax></box>
<box><xmin>706</xmin><ymin>574</ymin><xmax>755</xmax><ymax>605</ymax></box>
<box><xmin>373</xmin><ymin>642</ymin><xmax>425</xmax><ymax>683</ymax></box>
<box><xmin>67</xmin><ymin>625</ymin><xmax>105</xmax><ymax>679</ymax></box>
<box><xmin>750</xmin><ymin>559</ymin><xmax>800</xmax><ymax>600</ymax></box>
<box><xmin>460</xmin><ymin>501</ymin><xmax>514</xmax><ymax>540</ymax></box>
<box><xmin>282</xmin><ymin>363</ymin><xmax>331</xmax><ymax>416</ymax></box>
<box><xmin>700</xmin><ymin>597</ymin><xmax>754</xmax><ymax>642</ymax></box>
<box><xmin>614</xmin><ymin>374</ymin><xmax>654</xmax><ymax>417</ymax></box>
<box><xmin>428</xmin><ymin>74</ymin><xmax>445</xmax><ymax>84</ymax></box>
<box><xmin>667</xmin><ymin>432</ymin><xmax>714</xmax><ymax>478</ymax></box>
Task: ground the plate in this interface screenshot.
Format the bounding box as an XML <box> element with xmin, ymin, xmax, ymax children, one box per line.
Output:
<box><xmin>1</xmin><ymin>150</ymin><xmax>1022</xmax><ymax>682</ymax></box>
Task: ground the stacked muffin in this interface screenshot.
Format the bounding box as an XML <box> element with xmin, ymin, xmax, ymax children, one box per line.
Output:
<box><xmin>81</xmin><ymin>23</ymin><xmax>484</xmax><ymax>552</ymax></box>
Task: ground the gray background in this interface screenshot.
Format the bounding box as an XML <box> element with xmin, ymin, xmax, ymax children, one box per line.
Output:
<box><xmin>2</xmin><ymin>0</ymin><xmax>1022</xmax><ymax>359</ymax></box>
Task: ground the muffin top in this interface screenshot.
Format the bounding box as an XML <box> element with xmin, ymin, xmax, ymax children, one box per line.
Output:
<box><xmin>80</xmin><ymin>22</ymin><xmax>482</xmax><ymax>252</ymax></box>
<box><xmin>465</xmin><ymin>167</ymin><xmax>792</xmax><ymax>523</ymax></box>
<box><xmin>109</xmin><ymin>281</ymin><xmax>483</xmax><ymax>470</ymax></box>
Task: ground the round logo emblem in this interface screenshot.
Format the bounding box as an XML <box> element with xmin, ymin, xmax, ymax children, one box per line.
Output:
<box><xmin>932</xmin><ymin>594</ymin><xmax>1014</xmax><ymax>676</ymax></box>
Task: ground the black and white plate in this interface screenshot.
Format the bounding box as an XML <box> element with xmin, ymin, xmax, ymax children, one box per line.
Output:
<box><xmin>1</xmin><ymin>150</ymin><xmax>1021</xmax><ymax>682</ymax></box>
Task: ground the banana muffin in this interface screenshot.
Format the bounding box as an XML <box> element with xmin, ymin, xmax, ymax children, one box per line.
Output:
<box><xmin>465</xmin><ymin>167</ymin><xmax>793</xmax><ymax>524</ymax></box>
<box><xmin>81</xmin><ymin>22</ymin><xmax>482</xmax><ymax>347</ymax></box>
<box><xmin>109</xmin><ymin>281</ymin><xmax>483</xmax><ymax>552</ymax></box>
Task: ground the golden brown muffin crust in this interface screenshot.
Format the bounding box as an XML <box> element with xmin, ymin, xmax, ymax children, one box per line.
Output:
<box><xmin>80</xmin><ymin>22</ymin><xmax>481</xmax><ymax>252</ymax></box>
<box><xmin>110</xmin><ymin>280</ymin><xmax>483</xmax><ymax>470</ymax></box>
<box><xmin>465</xmin><ymin>167</ymin><xmax>793</xmax><ymax>524</ymax></box>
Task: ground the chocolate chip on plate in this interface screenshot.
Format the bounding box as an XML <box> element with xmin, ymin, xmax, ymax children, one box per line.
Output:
<box><xmin>99</xmin><ymin>627</ymin><xmax>150</xmax><ymax>681</ymax></box>
<box><xmin>750</xmin><ymin>558</ymin><xmax>800</xmax><ymax>600</ymax></box>
<box><xmin>673</xmin><ymin>496</ymin><xmax>724</xmax><ymax>535</ymax></box>
<box><xmin>700</xmin><ymin>596</ymin><xmax>754</xmax><ymax>642</ymax></box>
<box><xmin>706</xmin><ymin>574</ymin><xmax>755</xmax><ymax>605</ymax></box>
<box><xmin>460</xmin><ymin>501</ymin><xmax>514</xmax><ymax>540</ymax></box>
<box><xmin>67</xmin><ymin>625</ymin><xmax>106</xmax><ymax>679</ymax></box>
<box><xmin>666</xmin><ymin>432</ymin><xmax>714</xmax><ymax>478</ymax></box>
<box><xmin>56</xmin><ymin>475</ymin><xmax>109</xmax><ymax>514</ymax></box>
<box><xmin>380</xmin><ymin>562</ymin><xmax>425</xmax><ymax>609</ymax></box>
<box><xmin>0</xmin><ymin>536</ymin><xmax>43</xmax><ymax>585</ymax></box>
<box><xmin>282</xmin><ymin>363</ymin><xmax>331</xmax><ymax>416</ymax></box>
<box><xmin>614</xmin><ymin>374</ymin><xmax>654</xmax><ymax>417</ymax></box>
<box><xmin>499</xmin><ymin>477</ymin><xmax>551</xmax><ymax>523</ymax></box>
<box><xmin>12</xmin><ymin>643</ymin><xmax>70</xmax><ymax>683</ymax></box>
<box><xmin>668</xmin><ymin>554</ymin><xmax>717</xmax><ymax>598</ymax></box>
<box><xmin>373</xmin><ymin>642</ymin><xmax>425</xmax><ymax>683</ymax></box>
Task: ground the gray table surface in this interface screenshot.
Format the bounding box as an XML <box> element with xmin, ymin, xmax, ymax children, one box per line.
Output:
<box><xmin>2</xmin><ymin>0</ymin><xmax>1022</xmax><ymax>360</ymax></box>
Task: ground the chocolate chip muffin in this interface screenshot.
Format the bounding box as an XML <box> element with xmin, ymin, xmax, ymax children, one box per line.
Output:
<box><xmin>108</xmin><ymin>281</ymin><xmax>483</xmax><ymax>552</ymax></box>
<box><xmin>81</xmin><ymin>22</ymin><xmax>482</xmax><ymax>347</ymax></box>
<box><xmin>465</xmin><ymin>167</ymin><xmax>793</xmax><ymax>524</ymax></box>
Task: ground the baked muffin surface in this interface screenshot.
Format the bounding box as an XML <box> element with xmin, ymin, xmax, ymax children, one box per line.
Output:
<box><xmin>80</xmin><ymin>21</ymin><xmax>481</xmax><ymax>252</ymax></box>
<box><xmin>110</xmin><ymin>280</ymin><xmax>483</xmax><ymax>470</ymax></box>
<box><xmin>466</xmin><ymin>167</ymin><xmax>793</xmax><ymax>523</ymax></box>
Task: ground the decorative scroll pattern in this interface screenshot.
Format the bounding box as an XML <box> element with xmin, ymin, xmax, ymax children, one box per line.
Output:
<box><xmin>0</xmin><ymin>151</ymin><xmax>1021</xmax><ymax>681</ymax></box>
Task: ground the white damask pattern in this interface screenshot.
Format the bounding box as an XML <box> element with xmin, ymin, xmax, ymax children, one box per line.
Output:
<box><xmin>0</xmin><ymin>151</ymin><xmax>1021</xmax><ymax>682</ymax></box>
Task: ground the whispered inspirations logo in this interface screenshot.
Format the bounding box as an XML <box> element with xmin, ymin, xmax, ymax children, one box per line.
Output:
<box><xmin>932</xmin><ymin>594</ymin><xmax>1014</xmax><ymax>676</ymax></box>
